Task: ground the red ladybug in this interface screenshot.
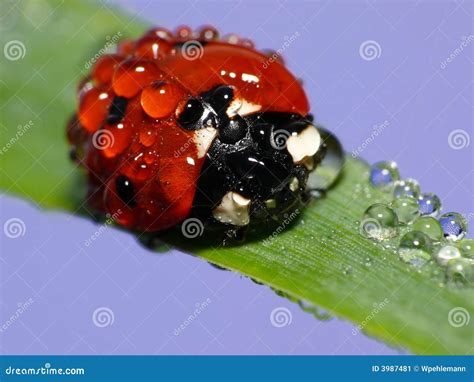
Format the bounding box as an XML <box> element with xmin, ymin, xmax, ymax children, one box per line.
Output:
<box><xmin>67</xmin><ymin>26</ymin><xmax>325</xmax><ymax>235</ymax></box>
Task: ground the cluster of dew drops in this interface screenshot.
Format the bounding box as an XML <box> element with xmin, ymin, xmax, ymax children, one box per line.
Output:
<box><xmin>358</xmin><ymin>161</ymin><xmax>473</xmax><ymax>287</ymax></box>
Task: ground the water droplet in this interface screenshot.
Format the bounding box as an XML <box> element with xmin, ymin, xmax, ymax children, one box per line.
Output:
<box><xmin>306</xmin><ymin>127</ymin><xmax>344</xmax><ymax>191</ymax></box>
<box><xmin>417</xmin><ymin>192</ymin><xmax>441</xmax><ymax>217</ymax></box>
<box><xmin>393</xmin><ymin>178</ymin><xmax>420</xmax><ymax>199</ymax></box>
<box><xmin>457</xmin><ymin>239</ymin><xmax>474</xmax><ymax>259</ymax></box>
<box><xmin>446</xmin><ymin>257</ymin><xmax>474</xmax><ymax>285</ymax></box>
<box><xmin>391</xmin><ymin>196</ymin><xmax>419</xmax><ymax>224</ymax></box>
<box><xmin>297</xmin><ymin>300</ymin><xmax>332</xmax><ymax>320</ymax></box>
<box><xmin>412</xmin><ymin>216</ymin><xmax>443</xmax><ymax>241</ymax></box>
<box><xmin>360</xmin><ymin>203</ymin><xmax>398</xmax><ymax>241</ymax></box>
<box><xmin>369</xmin><ymin>161</ymin><xmax>400</xmax><ymax>189</ymax></box>
<box><xmin>343</xmin><ymin>265</ymin><xmax>353</xmax><ymax>275</ymax></box>
<box><xmin>439</xmin><ymin>212</ymin><xmax>468</xmax><ymax>241</ymax></box>
<box><xmin>364</xmin><ymin>257</ymin><xmax>372</xmax><ymax>267</ymax></box>
<box><xmin>434</xmin><ymin>245</ymin><xmax>461</xmax><ymax>266</ymax></box>
<box><xmin>398</xmin><ymin>231</ymin><xmax>433</xmax><ymax>267</ymax></box>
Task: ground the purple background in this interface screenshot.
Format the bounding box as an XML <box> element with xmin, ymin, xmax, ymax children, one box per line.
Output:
<box><xmin>1</xmin><ymin>0</ymin><xmax>472</xmax><ymax>355</ymax></box>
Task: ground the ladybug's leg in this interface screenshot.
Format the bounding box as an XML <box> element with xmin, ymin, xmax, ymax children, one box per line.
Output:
<box><xmin>222</xmin><ymin>225</ymin><xmax>248</xmax><ymax>246</ymax></box>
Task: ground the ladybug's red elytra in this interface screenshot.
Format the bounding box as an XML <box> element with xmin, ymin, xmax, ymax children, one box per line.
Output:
<box><xmin>67</xmin><ymin>25</ymin><xmax>328</xmax><ymax>236</ymax></box>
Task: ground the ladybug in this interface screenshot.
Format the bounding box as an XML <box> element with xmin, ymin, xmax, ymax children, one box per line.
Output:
<box><xmin>67</xmin><ymin>26</ymin><xmax>328</xmax><ymax>237</ymax></box>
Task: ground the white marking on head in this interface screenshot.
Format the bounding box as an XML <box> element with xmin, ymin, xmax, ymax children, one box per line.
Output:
<box><xmin>212</xmin><ymin>191</ymin><xmax>251</xmax><ymax>226</ymax></box>
<box><xmin>286</xmin><ymin>125</ymin><xmax>320</xmax><ymax>167</ymax></box>
<box><xmin>226</xmin><ymin>98</ymin><xmax>261</xmax><ymax>118</ymax></box>
<box><xmin>193</xmin><ymin>127</ymin><xmax>218</xmax><ymax>158</ymax></box>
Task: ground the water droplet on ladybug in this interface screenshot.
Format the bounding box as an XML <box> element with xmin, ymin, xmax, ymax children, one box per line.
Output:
<box><xmin>78</xmin><ymin>87</ymin><xmax>111</xmax><ymax>132</ymax></box>
<box><xmin>134</xmin><ymin>35</ymin><xmax>172</xmax><ymax>60</ymax></box>
<box><xmin>198</xmin><ymin>25</ymin><xmax>219</xmax><ymax>41</ymax></box>
<box><xmin>141</xmin><ymin>81</ymin><xmax>184</xmax><ymax>119</ymax></box>
<box><xmin>92</xmin><ymin>54</ymin><xmax>122</xmax><ymax>85</ymax></box>
<box><xmin>175</xmin><ymin>25</ymin><xmax>193</xmax><ymax>40</ymax></box>
<box><xmin>307</xmin><ymin>127</ymin><xmax>343</xmax><ymax>191</ymax></box>
<box><xmin>146</xmin><ymin>27</ymin><xmax>173</xmax><ymax>41</ymax></box>
<box><xmin>112</xmin><ymin>58</ymin><xmax>164</xmax><ymax>98</ymax></box>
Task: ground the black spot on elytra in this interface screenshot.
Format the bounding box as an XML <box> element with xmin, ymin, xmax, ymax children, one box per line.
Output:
<box><xmin>115</xmin><ymin>175</ymin><xmax>137</xmax><ymax>207</ymax></box>
<box><xmin>107</xmin><ymin>96</ymin><xmax>128</xmax><ymax>124</ymax></box>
